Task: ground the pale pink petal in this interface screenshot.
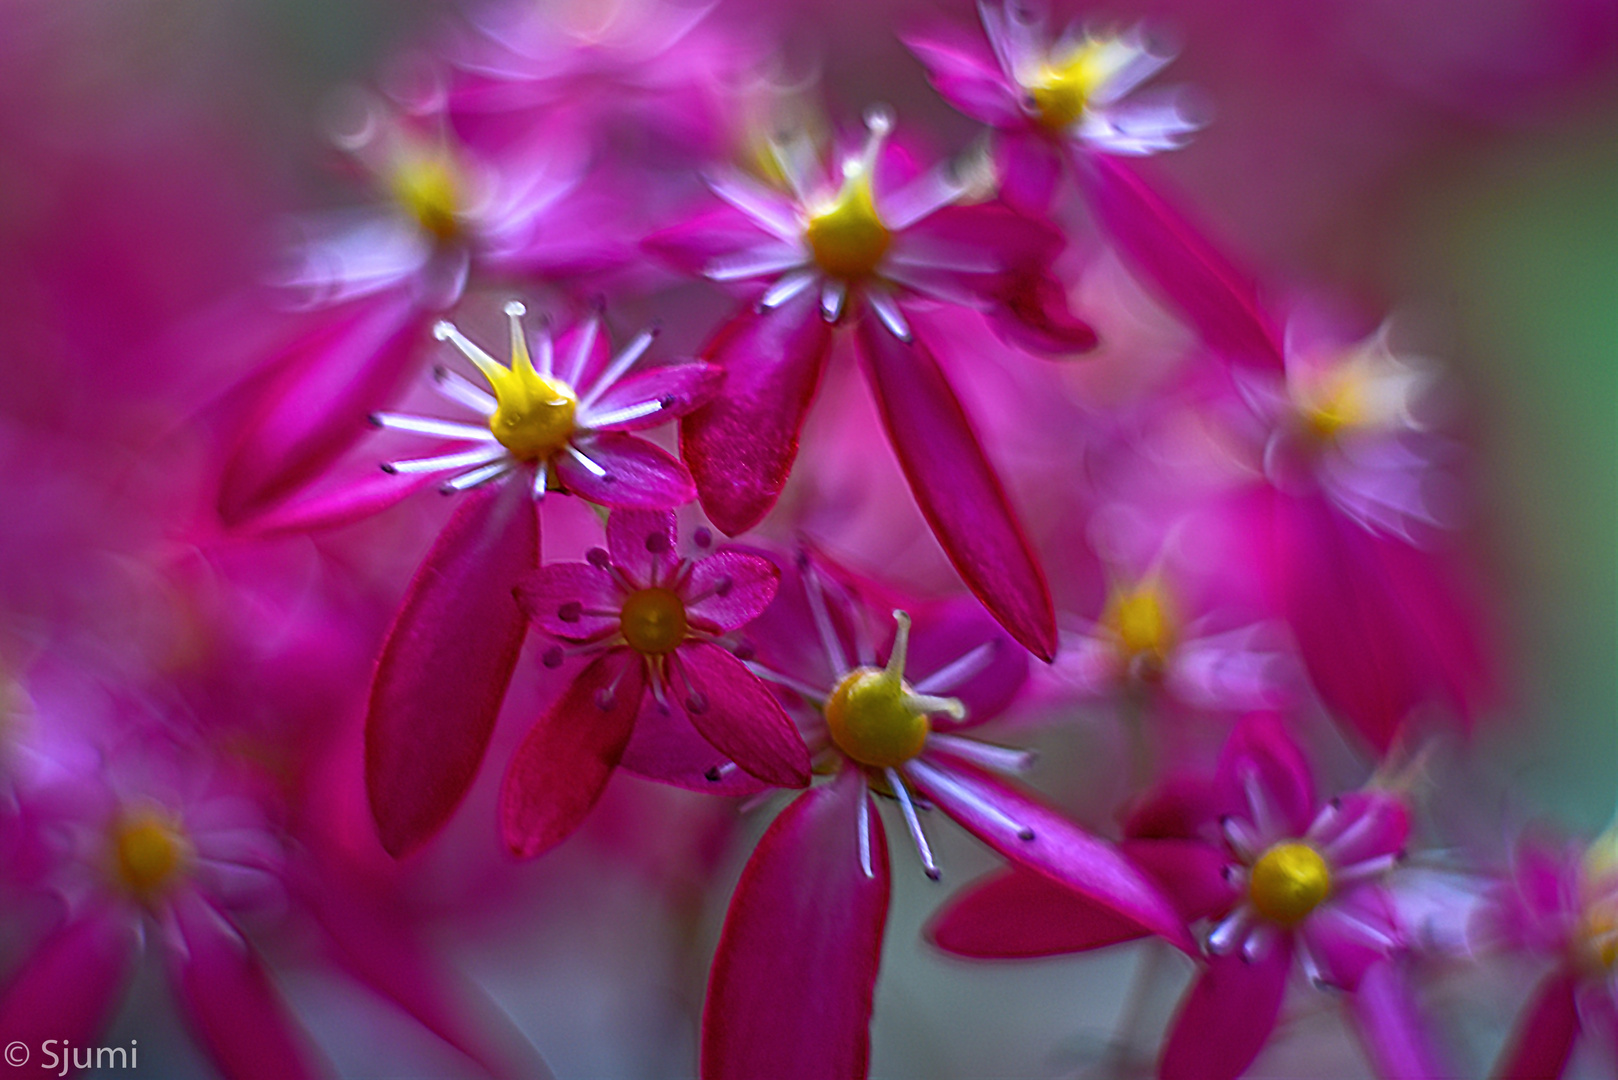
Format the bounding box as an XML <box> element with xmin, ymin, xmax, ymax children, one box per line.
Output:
<box><xmin>499</xmin><ymin>651</ymin><xmax>645</xmax><ymax>859</ymax></box>
<box><xmin>1074</xmin><ymin>152</ymin><xmax>1284</xmax><ymax>370</ymax></box>
<box><xmin>366</xmin><ymin>481</ymin><xmax>538</xmax><ymax>857</ymax></box>
<box><xmin>1493</xmin><ymin>967</ymin><xmax>1581</xmax><ymax>1080</ymax></box>
<box><xmin>673</xmin><ymin>642</ymin><xmax>809</xmax><ymax>788</ymax></box>
<box><xmin>556</xmin><ymin>432</ymin><xmax>696</xmax><ymax>510</ymax></box>
<box><xmin>985</xmin><ymin>263</ymin><xmax>1100</xmax><ymax>357</ymax></box>
<box><xmin>909</xmin><ymin>751</ymin><xmax>1193</xmax><ymax>952</ymax></box>
<box><xmin>1349</xmin><ymin>960</ymin><xmax>1453</xmax><ymax>1080</ymax></box>
<box><xmin>901</xmin><ymin>26</ymin><xmax>1024</xmax><ymax>127</ymax></box>
<box><xmin>514</xmin><ymin>563</ymin><xmax>621</xmax><ymax>641</ymax></box>
<box><xmin>1310</xmin><ymin>791</ymin><xmax>1410</xmax><ymax>867</ymax></box>
<box><xmin>0</xmin><ymin>905</ymin><xmax>137</xmax><ymax>1063</ymax></box>
<box><xmin>218</xmin><ymin>289</ymin><xmax>430</xmax><ymax>525</ymax></box>
<box><xmin>996</xmin><ymin>129</ymin><xmax>1065</xmax><ymax>216</ymax></box>
<box><xmin>606</xmin><ymin>508</ymin><xmax>680</xmax><ymax>586</ymax></box>
<box><xmin>680</xmin><ymin>292</ymin><xmax>834</xmax><ymax>535</ymax></box>
<box><xmin>167</xmin><ymin>891</ymin><xmax>325</xmax><ymax>1080</ymax></box>
<box><xmin>684</xmin><ymin>551</ymin><xmax>781</xmax><ymax>633</ymax></box>
<box><xmin>855</xmin><ymin>315</ymin><xmax>1056</xmax><ymax>660</ymax></box>
<box><xmin>618</xmin><ymin>701</ymin><xmax>772</xmax><ymax>797</ymax></box>
<box><xmin>585</xmin><ymin>363</ymin><xmax>723</xmax><ymax>431</ymax></box>
<box><xmin>927</xmin><ymin>866</ymin><xmax>1150</xmax><ymax>958</ymax></box>
<box><xmin>1160</xmin><ymin>943</ymin><xmax>1292</xmax><ymax>1080</ymax></box>
<box><xmin>241</xmin><ymin>465</ymin><xmax>439</xmax><ymax>539</ymax></box>
<box><xmin>702</xmin><ymin>769</ymin><xmax>889</xmax><ymax>1080</ymax></box>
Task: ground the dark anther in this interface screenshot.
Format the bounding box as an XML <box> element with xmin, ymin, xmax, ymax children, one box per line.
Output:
<box><xmin>367</xmin><ymin>413</ymin><xmax>384</xmax><ymax>427</ymax></box>
<box><xmin>692</xmin><ymin>527</ymin><xmax>713</xmax><ymax>549</ymax></box>
<box><xmin>658</xmin><ymin>395</ymin><xmax>675</xmax><ymax>409</ymax></box>
<box><xmin>1016</xmin><ymin>827</ymin><xmax>1036</xmax><ymax>841</ymax></box>
<box><xmin>732</xmin><ymin>641</ymin><xmax>755</xmax><ymax>661</ymax></box>
<box><xmin>542</xmin><ymin>647</ymin><xmax>564</xmax><ymax>669</ymax></box>
<box><xmin>645</xmin><ymin>532</ymin><xmax>671</xmax><ymax>554</ymax></box>
<box><xmin>704</xmin><ymin>766</ymin><xmax>722</xmax><ymax>783</ymax></box>
<box><xmin>587</xmin><ymin>547</ymin><xmax>611</xmax><ymax>569</ymax></box>
<box><xmin>594</xmin><ymin>689</ymin><xmax>616</xmax><ymax>711</ymax></box>
<box><xmin>686</xmin><ymin>692</ymin><xmax>709</xmax><ymax>715</ymax></box>
<box><xmin>714</xmin><ymin>576</ymin><xmax>733</xmax><ymax>597</ymax></box>
<box><xmin>558</xmin><ymin>602</ymin><xmax>582</xmax><ymax>623</ymax></box>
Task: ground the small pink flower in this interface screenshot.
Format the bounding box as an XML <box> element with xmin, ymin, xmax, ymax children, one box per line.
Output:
<box><xmin>500</xmin><ymin>509</ymin><xmax>809</xmax><ymax>859</ymax></box>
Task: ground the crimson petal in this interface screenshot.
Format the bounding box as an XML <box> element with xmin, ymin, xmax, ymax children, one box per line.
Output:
<box><xmin>555</xmin><ymin>432</ymin><xmax>697</xmax><ymax>510</ymax></box>
<box><xmin>702</xmin><ymin>769</ymin><xmax>889</xmax><ymax>1080</ymax></box>
<box><xmin>681</xmin><ymin>292</ymin><xmax>834</xmax><ymax>535</ymax></box>
<box><xmin>1159</xmin><ymin>941</ymin><xmax>1292</xmax><ymax>1080</ymax></box>
<box><xmin>1349</xmin><ymin>960</ymin><xmax>1452</xmax><ymax>1080</ymax></box>
<box><xmin>366</xmin><ymin>481</ymin><xmax>538</xmax><ymax>858</ymax></box>
<box><xmin>855</xmin><ymin>315</ymin><xmax>1056</xmax><ymax>660</ymax></box>
<box><xmin>499</xmin><ymin>651</ymin><xmax>646</xmax><ymax>859</ymax></box>
<box><xmin>514</xmin><ymin>563</ymin><xmax>621</xmax><ymax>641</ymax></box>
<box><xmin>0</xmin><ymin>904</ymin><xmax>137</xmax><ymax>1069</ymax></box>
<box><xmin>684</xmin><ymin>551</ymin><xmax>781</xmax><ymax>633</ymax></box>
<box><xmin>673</xmin><ymin>642</ymin><xmax>809</xmax><ymax>788</ymax></box>
<box><xmin>1492</xmin><ymin>966</ymin><xmax>1581</xmax><ymax>1080</ymax></box>
<box><xmin>586</xmin><ymin>364</ymin><xmax>722</xmax><ymax>431</ymax></box>
<box><xmin>927</xmin><ymin>866</ymin><xmax>1150</xmax><ymax>958</ymax></box>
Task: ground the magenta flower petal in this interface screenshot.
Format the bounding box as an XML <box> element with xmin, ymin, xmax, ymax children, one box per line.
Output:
<box><xmin>701</xmin><ymin>769</ymin><xmax>889</xmax><ymax>1080</ymax></box>
<box><xmin>1303</xmin><ymin>887</ymin><xmax>1401</xmax><ymax>990</ymax></box>
<box><xmin>514</xmin><ymin>563</ymin><xmax>621</xmax><ymax>641</ymax></box>
<box><xmin>910</xmin><ymin>751</ymin><xmax>1193</xmax><ymax>953</ymax></box>
<box><xmin>167</xmin><ymin>891</ymin><xmax>324</xmax><ymax>1080</ymax></box>
<box><xmin>0</xmin><ymin>905</ymin><xmax>137</xmax><ymax>1061</ymax></box>
<box><xmin>618</xmin><ymin>703</ymin><xmax>771</xmax><ymax>797</ymax></box>
<box><xmin>672</xmin><ymin>642</ymin><xmax>809</xmax><ymax>788</ymax></box>
<box><xmin>1310</xmin><ymin>791</ymin><xmax>1410</xmax><ymax>866</ymax></box>
<box><xmin>499</xmin><ymin>650</ymin><xmax>645</xmax><ymax>859</ymax></box>
<box><xmin>555</xmin><ymin>432</ymin><xmax>697</xmax><ymax>510</ymax></box>
<box><xmin>1159</xmin><ymin>943</ymin><xmax>1292</xmax><ymax>1080</ymax></box>
<box><xmin>855</xmin><ymin>316</ymin><xmax>1056</xmax><ymax>660</ymax></box>
<box><xmin>985</xmin><ymin>263</ymin><xmax>1099</xmax><ymax>357</ymax></box>
<box><xmin>681</xmin><ymin>292</ymin><xmax>834</xmax><ymax>535</ymax></box>
<box><xmin>1349</xmin><ymin>960</ymin><xmax>1452</xmax><ymax>1080</ymax></box>
<box><xmin>927</xmin><ymin>866</ymin><xmax>1151</xmax><ymax>958</ymax></box>
<box><xmin>1219</xmin><ymin>712</ymin><xmax>1317</xmax><ymax>837</ymax></box>
<box><xmin>995</xmin><ymin>130</ymin><xmax>1064</xmax><ymax>216</ymax></box>
<box><xmin>218</xmin><ymin>289</ymin><xmax>430</xmax><ymax>525</ymax></box>
<box><xmin>643</xmin><ymin>205</ymin><xmax>787</xmax><ymax>279</ymax></box>
<box><xmin>901</xmin><ymin>597</ymin><xmax>1028</xmax><ymax>729</ymax></box>
<box><xmin>1074</xmin><ymin>153</ymin><xmax>1284</xmax><ymax>370</ymax></box>
<box><xmin>366</xmin><ymin>481</ymin><xmax>538</xmax><ymax>858</ymax></box>
<box><xmin>684</xmin><ymin>551</ymin><xmax>781</xmax><ymax>633</ymax></box>
<box><xmin>1122</xmin><ymin>838</ymin><xmax>1240</xmax><ymax>922</ymax></box>
<box><xmin>242</xmin><ymin>465</ymin><xmax>439</xmax><ymax>539</ymax></box>
<box><xmin>901</xmin><ymin>26</ymin><xmax>1023</xmax><ymax>127</ymax></box>
<box><xmin>606</xmin><ymin>508</ymin><xmax>680</xmax><ymax>585</ymax></box>
<box><xmin>587</xmin><ymin>364</ymin><xmax>723</xmax><ymax>431</ymax></box>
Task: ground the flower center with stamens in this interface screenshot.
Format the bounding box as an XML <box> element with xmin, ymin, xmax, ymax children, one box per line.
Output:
<box><xmin>392</xmin><ymin>152</ymin><xmax>462</xmax><ymax>242</ymax></box>
<box><xmin>1104</xmin><ymin>582</ymin><xmax>1177</xmax><ymax>664</ymax></box>
<box><xmin>1248</xmin><ymin>841</ymin><xmax>1331</xmax><ymax>925</ymax></box>
<box><xmin>1027</xmin><ymin>41</ymin><xmax>1111</xmax><ymax>131</ymax></box>
<box><xmin>1296</xmin><ymin>366</ymin><xmax>1371</xmax><ymax>442</ymax></box>
<box><xmin>487</xmin><ymin>369</ymin><xmax>579</xmax><ymax>460</ymax></box>
<box><xmin>620</xmin><ymin>588</ymin><xmax>688</xmax><ymax>656</ymax></box>
<box><xmin>825</xmin><ymin>667</ymin><xmax>930</xmax><ymax>769</ymax></box>
<box><xmin>805</xmin><ymin>175</ymin><xmax>891</xmax><ymax>280</ymax></box>
<box><xmin>110</xmin><ymin>810</ymin><xmax>190</xmax><ymax>900</ymax></box>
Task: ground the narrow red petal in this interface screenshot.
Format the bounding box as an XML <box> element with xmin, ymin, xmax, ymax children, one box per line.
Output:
<box><xmin>1493</xmin><ymin>966</ymin><xmax>1581</xmax><ymax>1080</ymax></box>
<box><xmin>674</xmin><ymin>642</ymin><xmax>809</xmax><ymax>788</ymax></box>
<box><xmin>0</xmin><ymin>905</ymin><xmax>137</xmax><ymax>1065</ymax></box>
<box><xmin>927</xmin><ymin>866</ymin><xmax>1149</xmax><ymax>958</ymax></box>
<box><xmin>1350</xmin><ymin>960</ymin><xmax>1453</xmax><ymax>1080</ymax></box>
<box><xmin>366</xmin><ymin>481</ymin><xmax>538</xmax><ymax>858</ymax></box>
<box><xmin>1160</xmin><ymin>942</ymin><xmax>1292</xmax><ymax>1080</ymax></box>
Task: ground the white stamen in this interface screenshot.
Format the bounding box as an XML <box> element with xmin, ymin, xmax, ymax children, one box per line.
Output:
<box><xmin>432</xmin><ymin>367</ymin><xmax>497</xmax><ymax>414</ymax></box>
<box><xmin>503</xmin><ymin>300</ymin><xmax>532</xmax><ymax>372</ymax></box>
<box><xmin>1221</xmin><ymin>816</ymin><xmax>1261</xmax><ymax>862</ymax></box>
<box><xmin>1242</xmin><ymin>768</ymin><xmax>1280</xmax><ymax>842</ymax></box>
<box><xmin>1327</xmin><ymin>908</ymin><xmax>1399</xmax><ymax>952</ymax></box>
<box><xmin>705</xmin><ymin>244</ymin><xmax>809</xmax><ymax>283</ymax></box>
<box><xmin>567</xmin><ymin>445</ymin><xmax>609</xmax><ymax>478</ymax></box>
<box><xmin>564</xmin><ymin>317</ymin><xmax>600</xmax><ymax>387</ymax></box>
<box><xmin>1207</xmin><ymin>906</ymin><xmax>1251</xmax><ymax>956</ymax></box>
<box><xmin>1332</xmin><ymin>853</ymin><xmax>1400</xmax><ymax>887</ymax></box>
<box><xmin>584</xmin><ymin>398</ymin><xmax>667</xmax><ymax>430</ymax></box>
<box><xmin>1243</xmin><ymin>923</ymin><xmax>1276</xmax><ymax>962</ymax></box>
<box><xmin>1318</xmin><ymin>811</ymin><xmax>1380</xmax><ymax>864</ymax></box>
<box><xmin>881</xmin><ymin>166</ymin><xmax>968</xmax><ymax>231</ymax></box>
<box><xmin>1296</xmin><ymin>938</ymin><xmax>1328</xmax><ymax>988</ymax></box>
<box><xmin>905</xmin><ymin>692</ymin><xmax>966</xmax><ymax>721</ymax></box>
<box><xmin>820</xmin><ymin>278</ymin><xmax>847</xmax><ymax>322</ymax></box>
<box><xmin>742</xmin><ymin>662</ymin><xmax>830</xmax><ymax>705</ymax></box>
<box><xmin>865</xmin><ymin>286</ymin><xmax>913</xmax><ymax>342</ymax></box>
<box><xmin>442</xmin><ymin>461</ymin><xmax>513</xmax><ymax>492</ymax></box>
<box><xmin>759</xmin><ymin>269</ymin><xmax>818</xmax><ymax>310</ymax></box>
<box><xmin>581</xmin><ymin>328</ymin><xmax>657</xmax><ymax>410</ymax></box>
<box><xmin>704</xmin><ymin>169</ymin><xmax>805</xmax><ymax>243</ymax></box>
<box><xmin>532</xmin><ymin>460</ymin><xmax>549</xmax><ymax>500</ymax></box>
<box><xmin>884</xmin><ymin>610</ymin><xmax>912</xmax><ymax>680</ymax></box>
<box><xmin>915</xmin><ymin>642</ymin><xmax>997</xmax><ymax>695</ymax></box>
<box><xmin>905</xmin><ymin>758</ymin><xmax>1035</xmax><ymax>841</ymax></box>
<box><xmin>371</xmin><ymin>413</ymin><xmax>497</xmax><ymax>441</ymax></box>
<box><xmin>927</xmin><ymin>733</ymin><xmax>1034</xmax><ymax>775</ymax></box>
<box><xmin>856</xmin><ymin>773</ymin><xmax>875</xmax><ymax>879</ymax></box>
<box><xmin>887</xmin><ymin>768</ymin><xmax>940</xmax><ymax>880</ymax></box>
<box><xmin>802</xmin><ymin>562</ymin><xmax>850</xmax><ymax>676</ymax></box>
<box><xmin>433</xmin><ymin>320</ymin><xmax>505</xmax><ymax>382</ymax></box>
<box><xmin>382</xmin><ymin>444</ymin><xmax>506</xmax><ymax>475</ymax></box>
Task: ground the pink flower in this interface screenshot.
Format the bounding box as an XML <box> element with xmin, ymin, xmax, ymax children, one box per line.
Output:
<box><xmin>500</xmin><ymin>509</ymin><xmax>809</xmax><ymax>859</ymax></box>
<box><xmin>700</xmin><ymin>552</ymin><xmax>1190</xmax><ymax>1079</ymax></box>
<box><xmin>363</xmin><ymin>303</ymin><xmax>719</xmax><ymax>859</ymax></box>
<box><xmin>648</xmin><ymin>109</ymin><xmax>1093</xmax><ymax>659</ymax></box>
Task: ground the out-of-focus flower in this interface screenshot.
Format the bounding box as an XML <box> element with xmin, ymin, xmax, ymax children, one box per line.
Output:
<box><xmin>648</xmin><ymin>108</ymin><xmax>1093</xmax><ymax>659</ymax></box>
<box><xmin>700</xmin><ymin>552</ymin><xmax>1189</xmax><ymax>1079</ymax></box>
<box><xmin>931</xmin><ymin>714</ymin><xmax>1446</xmax><ymax>1079</ymax></box>
<box><xmin>363</xmin><ymin>304</ymin><xmax>717</xmax><ymax>859</ymax></box>
<box><xmin>500</xmin><ymin>509</ymin><xmax>808</xmax><ymax>859</ymax></box>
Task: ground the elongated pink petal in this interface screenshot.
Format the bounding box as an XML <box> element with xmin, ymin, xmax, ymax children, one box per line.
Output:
<box><xmin>928</xmin><ymin>866</ymin><xmax>1150</xmax><ymax>958</ymax></box>
<box><xmin>684</xmin><ymin>551</ymin><xmax>781</xmax><ymax>633</ymax></box>
<box><xmin>1074</xmin><ymin>153</ymin><xmax>1284</xmax><ymax>370</ymax></box>
<box><xmin>910</xmin><ymin>751</ymin><xmax>1192</xmax><ymax>952</ymax></box>
<box><xmin>996</xmin><ymin>130</ymin><xmax>1064</xmax><ymax>216</ymax></box>
<box><xmin>901</xmin><ymin>27</ymin><xmax>1023</xmax><ymax>127</ymax></box>
<box><xmin>606</xmin><ymin>508</ymin><xmax>680</xmax><ymax>585</ymax></box>
<box><xmin>242</xmin><ymin>464</ymin><xmax>439</xmax><ymax>538</ymax></box>
<box><xmin>902</xmin><ymin>597</ymin><xmax>1028</xmax><ymax>729</ymax></box>
<box><xmin>586</xmin><ymin>364</ymin><xmax>723</xmax><ymax>431</ymax></box>
<box><xmin>1493</xmin><ymin>968</ymin><xmax>1581</xmax><ymax>1080</ymax></box>
<box><xmin>702</xmin><ymin>769</ymin><xmax>889</xmax><ymax>1080</ymax></box>
<box><xmin>856</xmin><ymin>315</ymin><xmax>1056</xmax><ymax>660</ymax></box>
<box><xmin>1160</xmin><ymin>941</ymin><xmax>1293</xmax><ymax>1080</ymax></box>
<box><xmin>167</xmin><ymin>891</ymin><xmax>325</xmax><ymax>1080</ymax></box>
<box><xmin>986</xmin><ymin>264</ymin><xmax>1099</xmax><ymax>357</ymax></box>
<box><xmin>1372</xmin><ymin>532</ymin><xmax>1497</xmax><ymax>725</ymax></box>
<box><xmin>218</xmin><ymin>289</ymin><xmax>430</xmax><ymax>525</ymax></box>
<box><xmin>1220</xmin><ymin>712</ymin><xmax>1317</xmax><ymax>838</ymax></box>
<box><xmin>514</xmin><ymin>563</ymin><xmax>621</xmax><ymax>640</ymax></box>
<box><xmin>673</xmin><ymin>642</ymin><xmax>808</xmax><ymax>788</ymax></box>
<box><xmin>1310</xmin><ymin>792</ymin><xmax>1410</xmax><ymax>866</ymax></box>
<box><xmin>499</xmin><ymin>651</ymin><xmax>645</xmax><ymax>859</ymax></box>
<box><xmin>643</xmin><ymin>205</ymin><xmax>788</xmax><ymax>279</ymax></box>
<box><xmin>555</xmin><ymin>432</ymin><xmax>697</xmax><ymax>510</ymax></box>
<box><xmin>0</xmin><ymin>905</ymin><xmax>137</xmax><ymax>1068</ymax></box>
<box><xmin>619</xmin><ymin>701</ymin><xmax>772</xmax><ymax>797</ymax></box>
<box><xmin>1123</xmin><ymin>838</ymin><xmax>1239</xmax><ymax>922</ymax></box>
<box><xmin>1350</xmin><ymin>960</ymin><xmax>1452</xmax><ymax>1080</ymax></box>
<box><xmin>681</xmin><ymin>293</ymin><xmax>833</xmax><ymax>535</ymax></box>
<box><xmin>366</xmin><ymin>481</ymin><xmax>538</xmax><ymax>858</ymax></box>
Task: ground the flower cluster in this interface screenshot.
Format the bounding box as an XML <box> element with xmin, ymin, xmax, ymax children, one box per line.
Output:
<box><xmin>0</xmin><ymin>0</ymin><xmax>1612</xmax><ymax>1077</ymax></box>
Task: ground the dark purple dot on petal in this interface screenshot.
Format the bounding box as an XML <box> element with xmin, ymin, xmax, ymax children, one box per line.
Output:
<box><xmin>692</xmin><ymin>527</ymin><xmax>712</xmax><ymax>549</ymax></box>
<box><xmin>587</xmin><ymin>547</ymin><xmax>610</xmax><ymax>569</ymax></box>
<box><xmin>685</xmin><ymin>692</ymin><xmax>708</xmax><ymax>715</ymax></box>
<box><xmin>732</xmin><ymin>640</ymin><xmax>755</xmax><ymax>661</ymax></box>
<box><xmin>542</xmin><ymin>647</ymin><xmax>564</xmax><ymax>669</ymax></box>
<box><xmin>645</xmin><ymin>531</ymin><xmax>671</xmax><ymax>554</ymax></box>
<box><xmin>594</xmin><ymin>689</ymin><xmax>615</xmax><ymax>711</ymax></box>
<box><xmin>704</xmin><ymin>766</ymin><xmax>722</xmax><ymax>783</ymax></box>
<box><xmin>714</xmin><ymin>576</ymin><xmax>733</xmax><ymax>597</ymax></box>
<box><xmin>658</xmin><ymin>394</ymin><xmax>675</xmax><ymax>409</ymax></box>
<box><xmin>558</xmin><ymin>602</ymin><xmax>582</xmax><ymax>623</ymax></box>
<box><xmin>794</xmin><ymin>550</ymin><xmax>811</xmax><ymax>571</ymax></box>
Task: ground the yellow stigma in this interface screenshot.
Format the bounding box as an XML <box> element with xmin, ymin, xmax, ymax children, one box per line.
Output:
<box><xmin>1297</xmin><ymin>365</ymin><xmax>1372</xmax><ymax>441</ymax></box>
<box><xmin>824</xmin><ymin>611</ymin><xmax>963</xmax><ymax>769</ymax></box>
<box><xmin>1104</xmin><ymin>580</ymin><xmax>1177</xmax><ymax>663</ymax></box>
<box><xmin>1027</xmin><ymin>40</ymin><xmax>1113</xmax><ymax>131</ymax></box>
<box><xmin>439</xmin><ymin>304</ymin><xmax>579</xmax><ymax>461</ymax></box>
<box><xmin>804</xmin><ymin>109</ymin><xmax>893</xmax><ymax>281</ymax></box>
<box><xmin>392</xmin><ymin>150</ymin><xmax>462</xmax><ymax>242</ymax></box>
<box><xmin>1248</xmin><ymin>842</ymin><xmax>1331</xmax><ymax>925</ymax></box>
<box><xmin>620</xmin><ymin>587</ymin><xmax>689</xmax><ymax>656</ymax></box>
<box><xmin>110</xmin><ymin>809</ymin><xmax>190</xmax><ymax>900</ymax></box>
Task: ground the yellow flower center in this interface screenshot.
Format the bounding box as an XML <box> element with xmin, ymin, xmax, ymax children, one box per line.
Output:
<box><xmin>823</xmin><ymin>611</ymin><xmax>963</xmax><ymax>769</ymax></box>
<box><xmin>392</xmin><ymin>152</ymin><xmax>463</xmax><ymax>242</ymax></box>
<box><xmin>1297</xmin><ymin>366</ymin><xmax>1372</xmax><ymax>441</ymax></box>
<box><xmin>1248</xmin><ymin>841</ymin><xmax>1331</xmax><ymax>925</ymax></box>
<box><xmin>1104</xmin><ymin>581</ymin><xmax>1177</xmax><ymax>663</ymax></box>
<box><xmin>437</xmin><ymin>304</ymin><xmax>580</xmax><ymax>461</ymax></box>
<box><xmin>1027</xmin><ymin>41</ymin><xmax>1112</xmax><ymax>131</ymax></box>
<box><xmin>110</xmin><ymin>810</ymin><xmax>190</xmax><ymax>900</ymax></box>
<box><xmin>805</xmin><ymin>174</ymin><xmax>891</xmax><ymax>281</ymax></box>
<box><xmin>620</xmin><ymin>588</ymin><xmax>689</xmax><ymax>656</ymax></box>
